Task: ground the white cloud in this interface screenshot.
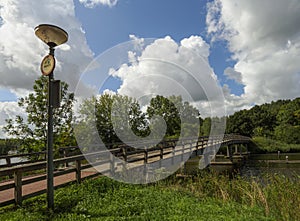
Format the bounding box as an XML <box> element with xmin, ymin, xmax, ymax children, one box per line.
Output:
<box><xmin>79</xmin><ymin>0</ymin><xmax>118</xmax><ymax>8</ymax></box>
<box><xmin>0</xmin><ymin>0</ymin><xmax>94</xmax><ymax>138</ymax></box>
<box><xmin>102</xmin><ymin>89</ymin><xmax>116</xmax><ymax>96</ymax></box>
<box><xmin>109</xmin><ymin>35</ymin><xmax>226</xmax><ymax>117</ymax></box>
<box><xmin>222</xmin><ymin>84</ymin><xmax>252</xmax><ymax>114</ymax></box>
<box><xmin>0</xmin><ymin>101</ymin><xmax>25</xmax><ymax>138</ymax></box>
<box><xmin>207</xmin><ymin>0</ymin><xmax>300</xmax><ymax>105</ymax></box>
<box><xmin>224</xmin><ymin>67</ymin><xmax>242</xmax><ymax>84</ymax></box>
<box><xmin>0</xmin><ymin>0</ymin><xmax>94</xmax><ymax>95</ymax></box>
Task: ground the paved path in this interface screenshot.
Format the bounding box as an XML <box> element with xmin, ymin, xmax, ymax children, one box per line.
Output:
<box><xmin>0</xmin><ymin>168</ymin><xmax>99</xmax><ymax>204</ymax></box>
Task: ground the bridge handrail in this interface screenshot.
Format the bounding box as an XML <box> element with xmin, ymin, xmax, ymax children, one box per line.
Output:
<box><xmin>0</xmin><ymin>135</ymin><xmax>251</xmax><ymax>168</ymax></box>
<box><xmin>0</xmin><ymin>134</ymin><xmax>251</xmax><ymax>207</ymax></box>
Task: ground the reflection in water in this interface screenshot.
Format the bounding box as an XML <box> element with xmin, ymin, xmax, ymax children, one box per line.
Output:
<box><xmin>184</xmin><ymin>153</ymin><xmax>300</xmax><ymax>179</ymax></box>
<box><xmin>240</xmin><ymin>153</ymin><xmax>300</xmax><ymax>179</ymax></box>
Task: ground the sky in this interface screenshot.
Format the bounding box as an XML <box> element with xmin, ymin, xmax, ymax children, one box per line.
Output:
<box><xmin>0</xmin><ymin>0</ymin><xmax>300</xmax><ymax>138</ymax></box>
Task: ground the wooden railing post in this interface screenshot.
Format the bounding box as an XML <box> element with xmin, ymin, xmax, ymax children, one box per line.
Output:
<box><xmin>64</xmin><ymin>150</ymin><xmax>69</xmax><ymax>168</ymax></box>
<box><xmin>160</xmin><ymin>144</ymin><xmax>163</xmax><ymax>160</ymax></box>
<box><xmin>121</xmin><ymin>145</ymin><xmax>127</xmax><ymax>171</ymax></box>
<box><xmin>159</xmin><ymin>144</ymin><xmax>164</xmax><ymax>168</ymax></box>
<box><xmin>245</xmin><ymin>143</ymin><xmax>249</xmax><ymax>155</ymax></box>
<box><xmin>226</xmin><ymin>146</ymin><xmax>230</xmax><ymax>158</ymax></box>
<box><xmin>181</xmin><ymin>141</ymin><xmax>185</xmax><ymax>162</ymax></box>
<box><xmin>75</xmin><ymin>160</ymin><xmax>81</xmax><ymax>184</ymax></box>
<box><xmin>144</xmin><ymin>149</ymin><xmax>148</xmax><ymax>164</ymax></box>
<box><xmin>122</xmin><ymin>146</ymin><xmax>127</xmax><ymax>162</ymax></box>
<box><xmin>172</xmin><ymin>143</ymin><xmax>175</xmax><ymax>165</ymax></box>
<box><xmin>195</xmin><ymin>140</ymin><xmax>199</xmax><ymax>153</ymax></box>
<box><xmin>14</xmin><ymin>170</ymin><xmax>22</xmax><ymax>206</ymax></box>
<box><xmin>229</xmin><ymin>145</ymin><xmax>233</xmax><ymax>161</ymax></box>
<box><xmin>239</xmin><ymin>145</ymin><xmax>243</xmax><ymax>156</ymax></box>
<box><xmin>5</xmin><ymin>156</ymin><xmax>11</xmax><ymax>167</ymax></box>
<box><xmin>110</xmin><ymin>153</ymin><xmax>115</xmax><ymax>176</ymax></box>
<box><xmin>6</xmin><ymin>157</ymin><xmax>14</xmax><ymax>179</ymax></box>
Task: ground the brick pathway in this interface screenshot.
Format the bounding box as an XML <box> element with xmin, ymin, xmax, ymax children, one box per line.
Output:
<box><xmin>0</xmin><ymin>168</ymin><xmax>99</xmax><ymax>204</ymax></box>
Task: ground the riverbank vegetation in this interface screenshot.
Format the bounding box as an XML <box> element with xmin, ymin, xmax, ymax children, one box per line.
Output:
<box><xmin>0</xmin><ymin>172</ymin><xmax>299</xmax><ymax>220</ymax></box>
<box><xmin>226</xmin><ymin>98</ymin><xmax>300</xmax><ymax>143</ymax></box>
<box><xmin>251</xmin><ymin>136</ymin><xmax>300</xmax><ymax>153</ymax></box>
<box><xmin>223</xmin><ymin>97</ymin><xmax>300</xmax><ymax>153</ymax></box>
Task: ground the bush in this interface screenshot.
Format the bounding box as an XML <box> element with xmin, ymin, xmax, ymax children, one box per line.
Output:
<box><xmin>251</xmin><ymin>137</ymin><xmax>300</xmax><ymax>153</ymax></box>
<box><xmin>1</xmin><ymin>173</ymin><xmax>299</xmax><ymax>220</ymax></box>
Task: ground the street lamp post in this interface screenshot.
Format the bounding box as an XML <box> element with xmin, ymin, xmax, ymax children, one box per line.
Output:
<box><xmin>35</xmin><ymin>24</ymin><xmax>68</xmax><ymax>210</ymax></box>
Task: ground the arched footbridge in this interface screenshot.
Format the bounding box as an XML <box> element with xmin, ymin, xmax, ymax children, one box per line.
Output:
<box><xmin>0</xmin><ymin>134</ymin><xmax>251</xmax><ymax>207</ymax></box>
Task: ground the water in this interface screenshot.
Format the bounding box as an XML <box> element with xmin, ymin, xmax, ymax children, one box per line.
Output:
<box><xmin>239</xmin><ymin>153</ymin><xmax>300</xmax><ymax>178</ymax></box>
<box><xmin>184</xmin><ymin>153</ymin><xmax>300</xmax><ymax>178</ymax></box>
<box><xmin>0</xmin><ymin>151</ymin><xmax>26</xmax><ymax>166</ymax></box>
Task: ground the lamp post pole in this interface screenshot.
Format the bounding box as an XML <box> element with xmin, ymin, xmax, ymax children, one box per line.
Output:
<box><xmin>35</xmin><ymin>24</ymin><xmax>68</xmax><ymax>210</ymax></box>
<box><xmin>47</xmin><ymin>46</ymin><xmax>55</xmax><ymax>209</ymax></box>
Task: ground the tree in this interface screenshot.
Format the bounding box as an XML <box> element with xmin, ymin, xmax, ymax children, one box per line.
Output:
<box><xmin>274</xmin><ymin>98</ymin><xmax>300</xmax><ymax>144</ymax></box>
<box><xmin>274</xmin><ymin>124</ymin><xmax>300</xmax><ymax>144</ymax></box>
<box><xmin>201</xmin><ymin>117</ymin><xmax>211</xmax><ymax>136</ymax></box>
<box><xmin>276</xmin><ymin>98</ymin><xmax>300</xmax><ymax>126</ymax></box>
<box><xmin>77</xmin><ymin>94</ymin><xmax>149</xmax><ymax>146</ymax></box>
<box><xmin>226</xmin><ymin>110</ymin><xmax>254</xmax><ymax>137</ymax></box>
<box><xmin>147</xmin><ymin>95</ymin><xmax>181</xmax><ymax>138</ymax></box>
<box><xmin>249</xmin><ymin>100</ymin><xmax>289</xmax><ymax>138</ymax></box>
<box><xmin>76</xmin><ymin>94</ymin><xmax>201</xmax><ymax>147</ymax></box>
<box><xmin>4</xmin><ymin>76</ymin><xmax>76</xmax><ymax>155</ymax></box>
<box><xmin>225</xmin><ymin>98</ymin><xmax>299</xmax><ymax>140</ymax></box>
<box><xmin>147</xmin><ymin>95</ymin><xmax>201</xmax><ymax>139</ymax></box>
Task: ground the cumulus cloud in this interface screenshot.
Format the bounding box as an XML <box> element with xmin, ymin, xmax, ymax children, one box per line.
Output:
<box><xmin>108</xmin><ymin>35</ymin><xmax>226</xmax><ymax>117</ymax></box>
<box><xmin>75</xmin><ymin>34</ymin><xmax>226</xmax><ymax>118</ymax></box>
<box><xmin>207</xmin><ymin>0</ymin><xmax>300</xmax><ymax>105</ymax></box>
<box><xmin>0</xmin><ymin>102</ymin><xmax>25</xmax><ymax>138</ymax></box>
<box><xmin>222</xmin><ymin>84</ymin><xmax>252</xmax><ymax>114</ymax></box>
<box><xmin>0</xmin><ymin>0</ymin><xmax>93</xmax><ymax>96</ymax></box>
<box><xmin>0</xmin><ymin>0</ymin><xmax>94</xmax><ymax>137</ymax></box>
<box><xmin>79</xmin><ymin>0</ymin><xmax>118</xmax><ymax>8</ymax></box>
<box><xmin>224</xmin><ymin>67</ymin><xmax>243</xmax><ymax>84</ymax></box>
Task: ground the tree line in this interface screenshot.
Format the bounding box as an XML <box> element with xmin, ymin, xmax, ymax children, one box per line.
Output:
<box><xmin>225</xmin><ymin>98</ymin><xmax>300</xmax><ymax>144</ymax></box>
<box><xmin>2</xmin><ymin>77</ymin><xmax>299</xmax><ymax>156</ymax></box>
<box><xmin>3</xmin><ymin>77</ymin><xmax>200</xmax><ymax>155</ymax></box>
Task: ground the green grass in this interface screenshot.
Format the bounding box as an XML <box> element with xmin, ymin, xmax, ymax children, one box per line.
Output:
<box><xmin>251</xmin><ymin>136</ymin><xmax>300</xmax><ymax>153</ymax></box>
<box><xmin>0</xmin><ymin>172</ymin><xmax>299</xmax><ymax>220</ymax></box>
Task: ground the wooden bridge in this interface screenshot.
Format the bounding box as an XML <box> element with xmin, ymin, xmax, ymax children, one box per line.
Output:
<box><xmin>0</xmin><ymin>134</ymin><xmax>251</xmax><ymax>207</ymax></box>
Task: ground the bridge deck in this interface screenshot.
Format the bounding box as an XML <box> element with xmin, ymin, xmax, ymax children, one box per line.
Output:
<box><xmin>0</xmin><ymin>168</ymin><xmax>99</xmax><ymax>205</ymax></box>
<box><xmin>0</xmin><ymin>134</ymin><xmax>251</xmax><ymax>207</ymax></box>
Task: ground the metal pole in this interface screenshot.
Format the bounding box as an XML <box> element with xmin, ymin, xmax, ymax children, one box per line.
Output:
<box><xmin>47</xmin><ymin>47</ymin><xmax>55</xmax><ymax>210</ymax></box>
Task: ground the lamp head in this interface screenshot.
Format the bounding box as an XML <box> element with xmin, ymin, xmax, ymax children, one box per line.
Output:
<box><xmin>35</xmin><ymin>24</ymin><xmax>68</xmax><ymax>48</ymax></box>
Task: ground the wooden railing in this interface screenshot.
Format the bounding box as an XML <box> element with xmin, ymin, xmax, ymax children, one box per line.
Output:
<box><xmin>0</xmin><ymin>151</ymin><xmax>110</xmax><ymax>207</ymax></box>
<box><xmin>0</xmin><ymin>134</ymin><xmax>251</xmax><ymax>207</ymax></box>
<box><xmin>0</xmin><ymin>146</ymin><xmax>81</xmax><ymax>169</ymax></box>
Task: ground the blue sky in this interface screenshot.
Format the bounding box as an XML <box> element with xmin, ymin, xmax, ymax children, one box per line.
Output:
<box><xmin>0</xmin><ymin>0</ymin><xmax>246</xmax><ymax>103</ymax></box>
<box><xmin>72</xmin><ymin>0</ymin><xmax>243</xmax><ymax>95</ymax></box>
<box><xmin>74</xmin><ymin>0</ymin><xmax>207</xmax><ymax>50</ymax></box>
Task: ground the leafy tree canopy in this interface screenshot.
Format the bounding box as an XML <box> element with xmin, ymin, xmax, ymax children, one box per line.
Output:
<box><xmin>4</xmin><ymin>76</ymin><xmax>76</xmax><ymax>155</ymax></box>
<box><xmin>225</xmin><ymin>98</ymin><xmax>300</xmax><ymax>144</ymax></box>
<box><xmin>76</xmin><ymin>94</ymin><xmax>201</xmax><ymax>147</ymax></box>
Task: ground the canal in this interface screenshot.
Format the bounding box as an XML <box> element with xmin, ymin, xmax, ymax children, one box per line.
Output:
<box><xmin>184</xmin><ymin>153</ymin><xmax>300</xmax><ymax>178</ymax></box>
<box><xmin>240</xmin><ymin>153</ymin><xmax>300</xmax><ymax>178</ymax></box>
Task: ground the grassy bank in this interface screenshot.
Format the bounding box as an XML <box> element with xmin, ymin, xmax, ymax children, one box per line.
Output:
<box><xmin>251</xmin><ymin>136</ymin><xmax>300</xmax><ymax>153</ymax></box>
<box><xmin>0</xmin><ymin>172</ymin><xmax>299</xmax><ymax>221</ymax></box>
